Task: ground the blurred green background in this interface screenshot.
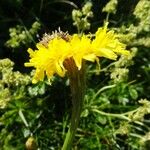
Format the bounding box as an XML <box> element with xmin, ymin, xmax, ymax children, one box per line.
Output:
<box><xmin>0</xmin><ymin>0</ymin><xmax>150</xmax><ymax>149</ymax></box>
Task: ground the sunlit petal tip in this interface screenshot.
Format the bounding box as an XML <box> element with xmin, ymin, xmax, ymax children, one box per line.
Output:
<box><xmin>24</xmin><ymin>62</ymin><xmax>32</xmax><ymax>67</ymax></box>
<box><xmin>73</xmin><ymin>57</ymin><xmax>82</xmax><ymax>70</ymax></box>
<box><xmin>106</xmin><ymin>55</ymin><xmax>117</xmax><ymax>60</ymax></box>
<box><xmin>118</xmin><ymin>50</ymin><xmax>130</xmax><ymax>56</ymax></box>
<box><xmin>36</xmin><ymin>43</ymin><xmax>46</xmax><ymax>49</ymax></box>
<box><xmin>27</xmin><ymin>48</ymin><xmax>35</xmax><ymax>58</ymax></box>
<box><xmin>32</xmin><ymin>79</ymin><xmax>38</xmax><ymax>84</ymax></box>
<box><xmin>75</xmin><ymin>61</ymin><xmax>82</xmax><ymax>70</ymax></box>
<box><xmin>83</xmin><ymin>54</ymin><xmax>96</xmax><ymax>62</ymax></box>
<box><xmin>55</xmin><ymin>62</ymin><xmax>66</xmax><ymax>77</ymax></box>
<box><xmin>27</xmin><ymin>48</ymin><xmax>33</xmax><ymax>53</ymax></box>
<box><xmin>124</xmin><ymin>50</ymin><xmax>130</xmax><ymax>55</ymax></box>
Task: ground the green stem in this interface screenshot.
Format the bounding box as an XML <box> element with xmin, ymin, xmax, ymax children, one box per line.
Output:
<box><xmin>62</xmin><ymin>62</ymin><xmax>86</xmax><ymax>150</ymax></box>
<box><xmin>92</xmin><ymin>109</ymin><xmax>130</xmax><ymax>121</ymax></box>
<box><xmin>62</xmin><ymin>107</ymin><xmax>81</xmax><ymax>150</ymax></box>
<box><xmin>106</xmin><ymin>13</ymin><xmax>110</xmax><ymax>22</ymax></box>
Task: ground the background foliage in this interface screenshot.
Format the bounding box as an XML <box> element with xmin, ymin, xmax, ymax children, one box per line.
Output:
<box><xmin>0</xmin><ymin>0</ymin><xmax>150</xmax><ymax>149</ymax></box>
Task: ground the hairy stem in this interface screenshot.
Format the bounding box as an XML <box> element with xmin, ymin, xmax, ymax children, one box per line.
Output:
<box><xmin>62</xmin><ymin>61</ymin><xmax>86</xmax><ymax>150</ymax></box>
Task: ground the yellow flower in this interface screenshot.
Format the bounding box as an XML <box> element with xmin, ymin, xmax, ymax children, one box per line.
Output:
<box><xmin>91</xmin><ymin>23</ymin><xmax>129</xmax><ymax>60</ymax></box>
<box><xmin>25</xmin><ymin>23</ymin><xmax>129</xmax><ymax>83</ymax></box>
<box><xmin>25</xmin><ymin>38</ymin><xmax>70</xmax><ymax>83</ymax></box>
<box><xmin>69</xmin><ymin>34</ymin><xmax>96</xmax><ymax>69</ymax></box>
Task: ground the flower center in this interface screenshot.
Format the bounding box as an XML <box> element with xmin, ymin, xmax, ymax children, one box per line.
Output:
<box><xmin>39</xmin><ymin>28</ymin><xmax>70</xmax><ymax>48</ymax></box>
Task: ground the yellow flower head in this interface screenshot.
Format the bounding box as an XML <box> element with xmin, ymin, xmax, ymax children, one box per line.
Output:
<box><xmin>25</xmin><ymin>23</ymin><xmax>129</xmax><ymax>83</ymax></box>
<box><xmin>91</xmin><ymin>22</ymin><xmax>129</xmax><ymax>60</ymax></box>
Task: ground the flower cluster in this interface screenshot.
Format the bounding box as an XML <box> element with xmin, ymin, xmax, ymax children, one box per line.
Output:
<box><xmin>25</xmin><ymin>23</ymin><xmax>129</xmax><ymax>83</ymax></box>
<box><xmin>6</xmin><ymin>21</ymin><xmax>41</xmax><ymax>48</ymax></box>
<box><xmin>72</xmin><ymin>2</ymin><xmax>93</xmax><ymax>31</ymax></box>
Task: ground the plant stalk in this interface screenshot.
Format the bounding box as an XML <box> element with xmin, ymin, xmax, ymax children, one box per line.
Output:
<box><xmin>62</xmin><ymin>61</ymin><xmax>86</xmax><ymax>150</ymax></box>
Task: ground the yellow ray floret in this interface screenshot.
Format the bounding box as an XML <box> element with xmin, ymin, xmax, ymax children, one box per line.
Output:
<box><xmin>25</xmin><ymin>23</ymin><xmax>130</xmax><ymax>83</ymax></box>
